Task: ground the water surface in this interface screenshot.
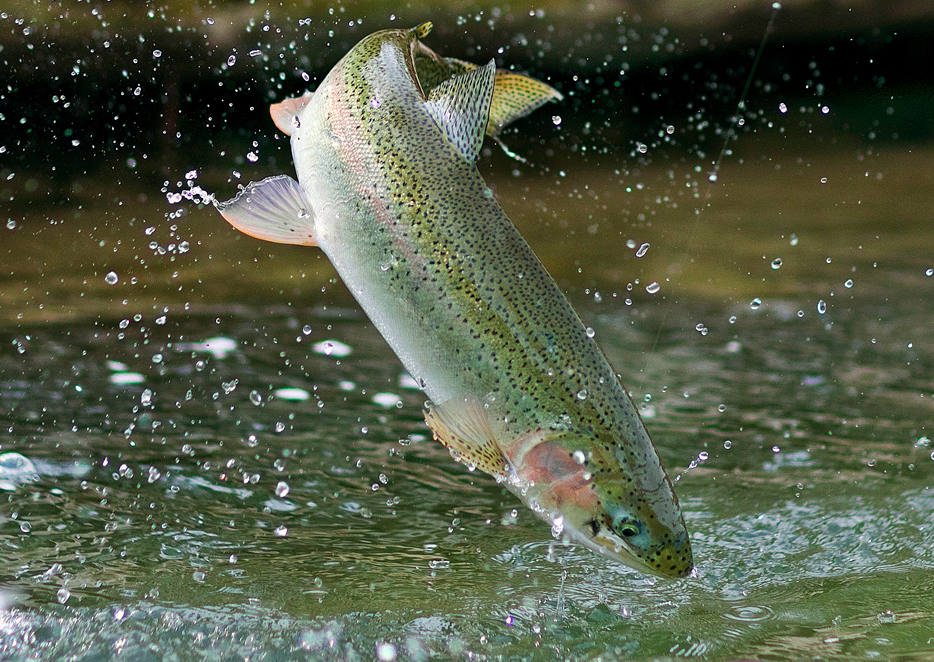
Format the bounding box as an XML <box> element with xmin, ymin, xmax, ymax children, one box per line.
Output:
<box><xmin>2</xmin><ymin>40</ymin><xmax>933</xmax><ymax>662</ymax></box>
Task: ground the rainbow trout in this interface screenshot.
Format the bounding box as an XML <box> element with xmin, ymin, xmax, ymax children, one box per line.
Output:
<box><xmin>216</xmin><ymin>23</ymin><xmax>692</xmax><ymax>577</ymax></box>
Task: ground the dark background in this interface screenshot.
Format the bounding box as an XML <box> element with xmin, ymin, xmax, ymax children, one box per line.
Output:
<box><xmin>2</xmin><ymin>0</ymin><xmax>932</xmax><ymax>200</ymax></box>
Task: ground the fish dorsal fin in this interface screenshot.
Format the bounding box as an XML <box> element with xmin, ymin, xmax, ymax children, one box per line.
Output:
<box><xmin>215</xmin><ymin>175</ymin><xmax>317</xmax><ymax>246</ymax></box>
<box><xmin>443</xmin><ymin>58</ymin><xmax>562</xmax><ymax>138</ymax></box>
<box><xmin>424</xmin><ymin>60</ymin><xmax>495</xmax><ymax>163</ymax></box>
<box><xmin>270</xmin><ymin>93</ymin><xmax>313</xmax><ymax>136</ymax></box>
<box><xmin>424</xmin><ymin>397</ymin><xmax>509</xmax><ymax>480</ymax></box>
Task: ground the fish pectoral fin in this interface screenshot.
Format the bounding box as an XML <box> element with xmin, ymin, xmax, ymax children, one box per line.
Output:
<box><xmin>424</xmin><ymin>397</ymin><xmax>509</xmax><ymax>480</ymax></box>
<box><xmin>486</xmin><ymin>71</ymin><xmax>563</xmax><ymax>138</ymax></box>
<box><xmin>269</xmin><ymin>93</ymin><xmax>313</xmax><ymax>136</ymax></box>
<box><xmin>424</xmin><ymin>60</ymin><xmax>496</xmax><ymax>163</ymax></box>
<box><xmin>215</xmin><ymin>175</ymin><xmax>317</xmax><ymax>246</ymax></box>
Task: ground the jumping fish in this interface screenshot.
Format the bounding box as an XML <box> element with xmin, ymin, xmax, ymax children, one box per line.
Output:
<box><xmin>215</xmin><ymin>22</ymin><xmax>692</xmax><ymax>577</ymax></box>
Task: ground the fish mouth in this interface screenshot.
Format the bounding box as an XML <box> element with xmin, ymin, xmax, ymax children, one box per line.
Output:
<box><xmin>571</xmin><ymin>526</ymin><xmax>694</xmax><ymax>579</ymax></box>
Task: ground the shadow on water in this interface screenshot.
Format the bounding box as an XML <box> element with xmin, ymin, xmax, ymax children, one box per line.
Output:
<box><xmin>2</xmin><ymin>6</ymin><xmax>934</xmax><ymax>661</ymax></box>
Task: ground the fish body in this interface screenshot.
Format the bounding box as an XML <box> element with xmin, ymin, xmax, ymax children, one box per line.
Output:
<box><xmin>216</xmin><ymin>23</ymin><xmax>692</xmax><ymax>577</ymax></box>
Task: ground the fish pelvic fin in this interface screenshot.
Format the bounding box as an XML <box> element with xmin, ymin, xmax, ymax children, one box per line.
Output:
<box><xmin>424</xmin><ymin>397</ymin><xmax>509</xmax><ymax>480</ymax></box>
<box><xmin>270</xmin><ymin>93</ymin><xmax>313</xmax><ymax>136</ymax></box>
<box><xmin>215</xmin><ymin>175</ymin><xmax>317</xmax><ymax>246</ymax></box>
<box><xmin>424</xmin><ymin>60</ymin><xmax>496</xmax><ymax>163</ymax></box>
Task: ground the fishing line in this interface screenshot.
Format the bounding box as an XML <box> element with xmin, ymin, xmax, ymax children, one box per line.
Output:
<box><xmin>639</xmin><ymin>3</ymin><xmax>781</xmax><ymax>397</ymax></box>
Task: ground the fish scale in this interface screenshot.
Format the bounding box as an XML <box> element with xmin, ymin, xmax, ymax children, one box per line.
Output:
<box><xmin>215</xmin><ymin>22</ymin><xmax>692</xmax><ymax>577</ymax></box>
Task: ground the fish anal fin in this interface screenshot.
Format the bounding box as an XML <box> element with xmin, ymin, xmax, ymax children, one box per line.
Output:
<box><xmin>424</xmin><ymin>60</ymin><xmax>496</xmax><ymax>163</ymax></box>
<box><xmin>215</xmin><ymin>175</ymin><xmax>317</xmax><ymax>246</ymax></box>
<box><xmin>270</xmin><ymin>93</ymin><xmax>313</xmax><ymax>136</ymax></box>
<box><xmin>424</xmin><ymin>397</ymin><xmax>509</xmax><ymax>480</ymax></box>
<box><xmin>487</xmin><ymin>71</ymin><xmax>563</xmax><ymax>138</ymax></box>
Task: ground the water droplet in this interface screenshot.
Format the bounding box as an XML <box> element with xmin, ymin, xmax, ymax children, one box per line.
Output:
<box><xmin>250</xmin><ymin>390</ymin><xmax>262</xmax><ymax>405</ymax></box>
<box><xmin>695</xmin><ymin>323</ymin><xmax>708</xmax><ymax>336</ymax></box>
<box><xmin>227</xmin><ymin>54</ymin><xmax>236</xmax><ymax>66</ymax></box>
<box><xmin>844</xmin><ymin>279</ymin><xmax>853</xmax><ymax>289</ymax></box>
<box><xmin>312</xmin><ymin>339</ymin><xmax>352</xmax><ymax>357</ymax></box>
<box><xmin>576</xmin><ymin>389</ymin><xmax>588</xmax><ymax>400</ymax></box>
<box><xmin>369</xmin><ymin>97</ymin><xmax>380</xmax><ymax>109</ymax></box>
<box><xmin>0</xmin><ymin>453</ymin><xmax>39</xmax><ymax>490</ymax></box>
<box><xmin>56</xmin><ymin>588</ymin><xmax>71</xmax><ymax>604</ymax></box>
<box><xmin>273</xmin><ymin>387</ymin><xmax>310</xmax><ymax>401</ymax></box>
<box><xmin>104</xmin><ymin>271</ymin><xmax>119</xmax><ymax>285</ymax></box>
<box><xmin>19</xmin><ymin>521</ymin><xmax>31</xmax><ymax>533</ymax></box>
<box><xmin>246</xmin><ymin>151</ymin><xmax>259</xmax><ymax>163</ymax></box>
<box><xmin>551</xmin><ymin>515</ymin><xmax>565</xmax><ymax>537</ymax></box>
<box><xmin>372</xmin><ymin>392</ymin><xmax>402</xmax><ymax>408</ymax></box>
<box><xmin>152</xmin><ymin>49</ymin><xmax>162</xmax><ymax>58</ymax></box>
<box><xmin>275</xmin><ymin>481</ymin><xmax>290</xmax><ymax>498</ymax></box>
<box><xmin>585</xmin><ymin>327</ymin><xmax>595</xmax><ymax>338</ymax></box>
<box><xmin>724</xmin><ymin>440</ymin><xmax>732</xmax><ymax>449</ymax></box>
<box><xmin>817</xmin><ymin>299</ymin><xmax>827</xmax><ymax>314</ymax></box>
<box><xmin>6</xmin><ymin>219</ymin><xmax>16</xmax><ymax>230</ymax></box>
<box><xmin>790</xmin><ymin>234</ymin><xmax>799</xmax><ymax>246</ymax></box>
<box><xmin>779</xmin><ymin>102</ymin><xmax>788</xmax><ymax>113</ymax></box>
<box><xmin>572</xmin><ymin>450</ymin><xmax>587</xmax><ymax>464</ymax></box>
<box><xmin>771</xmin><ymin>258</ymin><xmax>783</xmax><ymax>269</ymax></box>
<box><xmin>140</xmin><ymin>389</ymin><xmax>153</xmax><ymax>406</ymax></box>
<box><xmin>925</xmin><ymin>268</ymin><xmax>933</xmax><ymax>277</ymax></box>
<box><xmin>646</xmin><ymin>281</ymin><xmax>660</xmax><ymax>294</ymax></box>
<box><xmin>552</xmin><ymin>115</ymin><xmax>562</xmax><ymax>126</ymax></box>
<box><xmin>750</xmin><ymin>298</ymin><xmax>762</xmax><ymax>310</ymax></box>
<box><xmin>635</xmin><ymin>242</ymin><xmax>650</xmax><ymax>258</ymax></box>
<box><xmin>376</xmin><ymin>643</ymin><xmax>397</xmax><ymax>662</ymax></box>
<box><xmin>249</xmin><ymin>49</ymin><xmax>262</xmax><ymax>57</ymax></box>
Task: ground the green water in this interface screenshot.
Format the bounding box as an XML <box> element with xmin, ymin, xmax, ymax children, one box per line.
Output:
<box><xmin>2</xmin><ymin>7</ymin><xmax>934</xmax><ymax>646</ymax></box>
<box><xmin>2</xmin><ymin>139</ymin><xmax>933</xmax><ymax>660</ymax></box>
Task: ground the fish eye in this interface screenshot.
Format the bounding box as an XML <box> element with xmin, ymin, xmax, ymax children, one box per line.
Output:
<box><xmin>611</xmin><ymin>514</ymin><xmax>643</xmax><ymax>539</ymax></box>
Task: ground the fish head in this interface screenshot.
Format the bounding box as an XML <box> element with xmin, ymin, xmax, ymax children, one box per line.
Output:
<box><xmin>507</xmin><ymin>429</ymin><xmax>693</xmax><ymax>578</ymax></box>
<box><xmin>580</xmin><ymin>463</ymin><xmax>693</xmax><ymax>578</ymax></box>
